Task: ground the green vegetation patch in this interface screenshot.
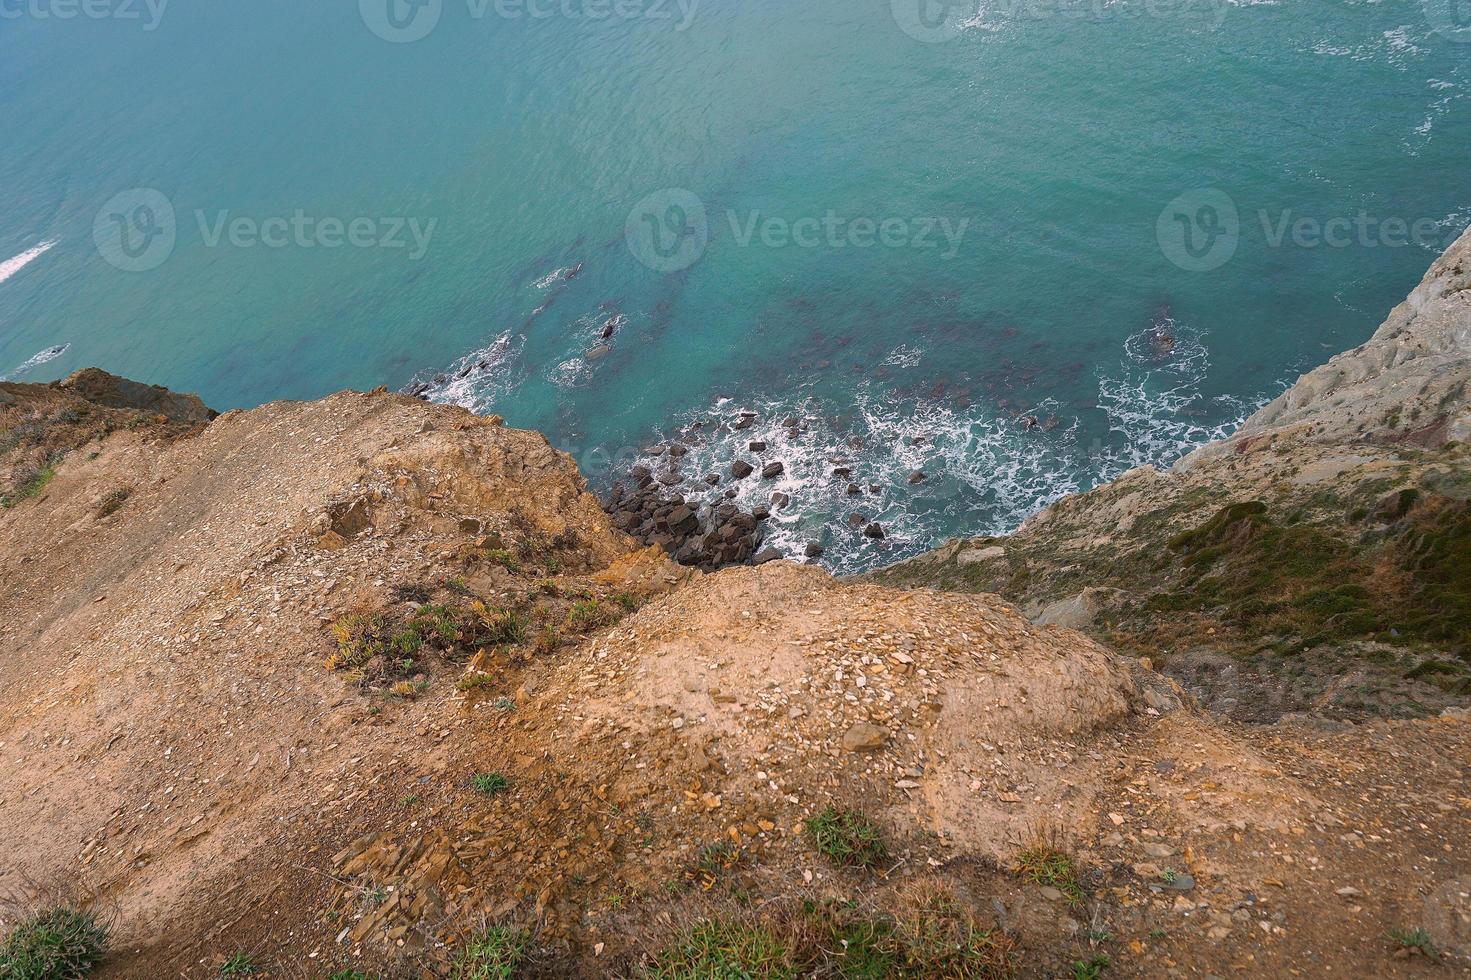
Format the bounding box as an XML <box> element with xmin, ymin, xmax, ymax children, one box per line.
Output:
<box><xmin>0</xmin><ymin>906</ymin><xmax>109</xmax><ymax>979</ymax></box>
<box><xmin>217</xmin><ymin>952</ymin><xmax>260</xmax><ymax>976</ymax></box>
<box><xmin>1015</xmin><ymin>842</ymin><xmax>1084</xmax><ymax>906</ymax></box>
<box><xmin>646</xmin><ymin>899</ymin><xmax>1015</xmax><ymax>980</ymax></box>
<box><xmin>327</xmin><ymin>601</ymin><xmax>533</xmax><ymax>685</ymax></box>
<box><xmin>806</xmin><ymin>807</ymin><xmax>888</xmax><ymax>868</ymax></box>
<box><xmin>1387</xmin><ymin>926</ymin><xmax>1439</xmax><ymax>961</ymax></box>
<box><xmin>456</xmin><ymin>925</ymin><xmax>530</xmax><ymax>979</ymax></box>
<box><xmin>643</xmin><ymin>920</ymin><xmax>795</xmax><ymax>980</ymax></box>
<box><xmin>1150</xmin><ymin>496</ymin><xmax>1471</xmax><ymax>660</ymax></box>
<box><xmin>1</xmin><ymin>463</ymin><xmax>57</xmax><ymax>509</ymax></box>
<box><xmin>844</xmin><ymin>900</ymin><xmax>1012</xmax><ymax>979</ymax></box>
<box><xmin>470</xmin><ymin>772</ymin><xmax>510</xmax><ymax>797</ymax></box>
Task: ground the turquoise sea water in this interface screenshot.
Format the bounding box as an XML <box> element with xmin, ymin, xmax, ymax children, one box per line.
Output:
<box><xmin>2</xmin><ymin>0</ymin><xmax>1469</xmax><ymax>569</ymax></box>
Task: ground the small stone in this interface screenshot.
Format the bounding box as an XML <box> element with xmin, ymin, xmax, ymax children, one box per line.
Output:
<box><xmin>1040</xmin><ymin>886</ymin><xmax>1064</xmax><ymax>902</ymax></box>
<box><xmin>841</xmin><ymin>723</ymin><xmax>888</xmax><ymax>752</ymax></box>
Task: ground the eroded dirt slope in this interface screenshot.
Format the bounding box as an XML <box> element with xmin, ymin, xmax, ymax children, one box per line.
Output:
<box><xmin>0</xmin><ymin>354</ymin><xmax>1467</xmax><ymax>978</ymax></box>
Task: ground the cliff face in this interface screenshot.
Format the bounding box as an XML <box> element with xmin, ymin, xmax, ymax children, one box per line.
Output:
<box><xmin>1186</xmin><ymin>224</ymin><xmax>1471</xmax><ymax>460</ymax></box>
<box><xmin>878</xmin><ymin>225</ymin><xmax>1471</xmax><ymax>724</ymax></box>
<box><xmin>1</xmin><ymin>232</ymin><xmax>1469</xmax><ymax>978</ymax></box>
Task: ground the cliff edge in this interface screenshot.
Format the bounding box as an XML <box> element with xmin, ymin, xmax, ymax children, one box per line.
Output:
<box><xmin>2</xmin><ymin>241</ymin><xmax>1469</xmax><ymax>978</ymax></box>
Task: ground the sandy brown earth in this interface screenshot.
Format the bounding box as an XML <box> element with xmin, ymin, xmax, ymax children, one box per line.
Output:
<box><xmin>1</xmin><ymin>369</ymin><xmax>1468</xmax><ymax>977</ymax></box>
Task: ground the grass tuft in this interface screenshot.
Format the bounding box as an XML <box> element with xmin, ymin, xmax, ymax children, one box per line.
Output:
<box><xmin>470</xmin><ymin>772</ymin><xmax>510</xmax><ymax>797</ymax></box>
<box><xmin>471</xmin><ymin>603</ymin><xmax>527</xmax><ymax>646</ymax></box>
<box><xmin>643</xmin><ymin>920</ymin><xmax>793</xmax><ymax>979</ymax></box>
<box><xmin>0</xmin><ymin>905</ymin><xmax>109</xmax><ymax>979</ymax></box>
<box><xmin>217</xmin><ymin>951</ymin><xmax>259</xmax><ymax>976</ymax></box>
<box><xmin>1387</xmin><ymin>926</ymin><xmax>1439</xmax><ymax>960</ymax></box>
<box><xmin>1015</xmin><ymin>827</ymin><xmax>1084</xmax><ymax>906</ymax></box>
<box><xmin>455</xmin><ymin>925</ymin><xmax>529</xmax><ymax>979</ymax></box>
<box><xmin>1072</xmin><ymin>954</ymin><xmax>1109</xmax><ymax>979</ymax></box>
<box><xmin>806</xmin><ymin>807</ymin><xmax>888</xmax><ymax>868</ymax></box>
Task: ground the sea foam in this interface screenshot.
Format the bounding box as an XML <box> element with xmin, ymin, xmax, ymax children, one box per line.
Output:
<box><xmin>0</xmin><ymin>240</ymin><xmax>57</xmax><ymax>287</ymax></box>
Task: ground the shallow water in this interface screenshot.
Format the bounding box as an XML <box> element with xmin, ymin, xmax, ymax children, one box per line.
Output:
<box><xmin>2</xmin><ymin>0</ymin><xmax>1468</xmax><ymax>569</ymax></box>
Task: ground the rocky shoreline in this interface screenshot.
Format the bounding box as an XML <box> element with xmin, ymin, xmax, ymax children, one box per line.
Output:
<box><xmin>604</xmin><ymin>437</ymin><xmax>789</xmax><ymax>571</ymax></box>
<box><xmin>601</xmin><ymin>404</ymin><xmax>907</xmax><ymax>569</ymax></box>
<box><xmin>599</xmin><ymin>406</ymin><xmax>918</xmax><ymax>569</ymax></box>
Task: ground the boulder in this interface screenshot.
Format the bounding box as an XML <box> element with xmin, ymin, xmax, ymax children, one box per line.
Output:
<box><xmin>668</xmin><ymin>506</ymin><xmax>699</xmax><ymax>536</ymax></box>
<box><xmin>731</xmin><ymin>460</ymin><xmax>754</xmax><ymax>479</ymax></box>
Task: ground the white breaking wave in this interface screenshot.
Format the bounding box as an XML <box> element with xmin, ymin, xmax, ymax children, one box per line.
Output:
<box><xmin>2</xmin><ymin>344</ymin><xmax>70</xmax><ymax>382</ymax></box>
<box><xmin>1095</xmin><ymin>320</ymin><xmax>1263</xmax><ymax>480</ymax></box>
<box><xmin>0</xmin><ymin>239</ymin><xmax>57</xmax><ymax>287</ymax></box>
<box><xmin>620</xmin><ymin>320</ymin><xmax>1274</xmax><ymax>573</ymax></box>
<box><xmin>410</xmin><ymin>330</ymin><xmax>525</xmax><ymax>414</ymax></box>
